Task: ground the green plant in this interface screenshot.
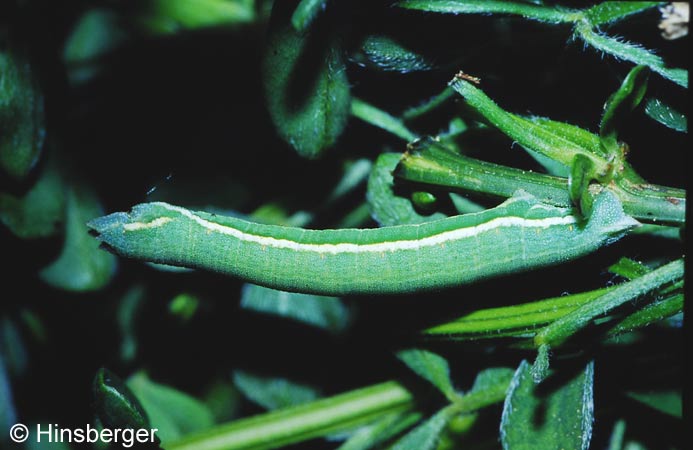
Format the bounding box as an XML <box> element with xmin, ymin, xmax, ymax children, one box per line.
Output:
<box><xmin>1</xmin><ymin>1</ymin><xmax>685</xmax><ymax>450</ymax></box>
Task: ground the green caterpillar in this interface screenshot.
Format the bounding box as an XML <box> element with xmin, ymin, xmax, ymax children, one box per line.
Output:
<box><xmin>88</xmin><ymin>191</ymin><xmax>638</xmax><ymax>295</ymax></box>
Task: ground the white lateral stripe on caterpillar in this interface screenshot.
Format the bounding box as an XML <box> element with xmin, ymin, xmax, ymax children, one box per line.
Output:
<box><xmin>123</xmin><ymin>216</ymin><xmax>173</xmax><ymax>231</ymax></box>
<box><xmin>125</xmin><ymin>202</ymin><xmax>578</xmax><ymax>255</ymax></box>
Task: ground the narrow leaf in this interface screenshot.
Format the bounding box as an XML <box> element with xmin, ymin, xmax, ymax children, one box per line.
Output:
<box><xmin>240</xmin><ymin>283</ymin><xmax>350</xmax><ymax>333</ymax></box>
<box><xmin>263</xmin><ymin>2</ymin><xmax>351</xmax><ymax>158</ymax></box>
<box><xmin>396</xmin><ymin>349</ymin><xmax>458</xmax><ymax>401</ymax></box>
<box><xmin>607</xmin><ymin>293</ymin><xmax>683</xmax><ymax>337</ymax></box>
<box><xmin>127</xmin><ymin>371</ymin><xmax>214</xmax><ymax>443</ymax></box>
<box><xmin>397</xmin><ymin>0</ymin><xmax>575</xmax><ymax>23</ymax></box>
<box><xmin>644</xmin><ymin>98</ymin><xmax>687</xmax><ymax>132</ymax></box>
<box><xmin>39</xmin><ymin>185</ymin><xmax>116</xmax><ymax>291</ymax></box>
<box><xmin>351</xmin><ymin>98</ymin><xmax>417</xmax><ymax>141</ymax></box>
<box><xmin>584</xmin><ymin>2</ymin><xmax>663</xmax><ymax>27</ymax></box>
<box><xmin>402</xmin><ymin>87</ymin><xmax>455</xmax><ymax>121</ymax></box>
<box><xmin>424</xmin><ymin>287</ymin><xmax>610</xmax><ymax>338</ymax></box>
<box><xmin>600</xmin><ymin>65</ymin><xmax>650</xmax><ymax>156</ymax></box>
<box><xmin>626</xmin><ymin>390</ymin><xmax>682</xmax><ymax>418</ymax></box>
<box><xmin>575</xmin><ymin>23</ymin><xmax>687</xmax><ymax>87</ymax></box>
<box><xmin>292</xmin><ymin>0</ymin><xmax>327</xmax><ymax>32</ymax></box>
<box><xmin>500</xmin><ymin>360</ymin><xmax>595</xmax><ymax>450</ymax></box>
<box><xmin>0</xmin><ymin>353</ymin><xmax>17</xmax><ymax>441</ymax></box>
<box><xmin>535</xmin><ymin>258</ymin><xmax>684</xmax><ymax>347</ymax></box>
<box><xmin>391</xmin><ymin>407</ymin><xmax>452</xmax><ymax>450</ymax></box>
<box><xmin>232</xmin><ymin>370</ymin><xmax>320</xmax><ymax>411</ymax></box>
<box><xmin>450</xmin><ymin>79</ymin><xmax>610</xmax><ymax>179</ymax></box>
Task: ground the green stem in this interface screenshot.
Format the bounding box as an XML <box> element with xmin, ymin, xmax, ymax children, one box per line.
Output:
<box><xmin>396</xmin><ymin>137</ymin><xmax>571</xmax><ymax>206</ymax></box>
<box><xmin>395</xmin><ymin>138</ymin><xmax>686</xmax><ymax>225</ymax></box>
<box><xmin>611</xmin><ymin>178</ymin><xmax>686</xmax><ymax>226</ymax></box>
<box><xmin>534</xmin><ymin>258</ymin><xmax>684</xmax><ymax>347</ymax></box>
<box><xmin>165</xmin><ymin>381</ymin><xmax>414</xmax><ymax>450</ymax></box>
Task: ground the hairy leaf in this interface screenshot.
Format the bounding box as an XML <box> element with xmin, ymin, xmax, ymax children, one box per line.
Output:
<box><xmin>396</xmin><ymin>349</ymin><xmax>458</xmax><ymax>400</ymax></box>
<box><xmin>0</xmin><ymin>46</ymin><xmax>45</xmax><ymax>180</ymax></box>
<box><xmin>263</xmin><ymin>2</ymin><xmax>350</xmax><ymax>158</ymax></box>
<box><xmin>500</xmin><ymin>360</ymin><xmax>594</xmax><ymax>450</ymax></box>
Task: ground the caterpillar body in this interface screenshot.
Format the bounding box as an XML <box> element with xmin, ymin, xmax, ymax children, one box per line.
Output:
<box><xmin>88</xmin><ymin>191</ymin><xmax>638</xmax><ymax>296</ymax></box>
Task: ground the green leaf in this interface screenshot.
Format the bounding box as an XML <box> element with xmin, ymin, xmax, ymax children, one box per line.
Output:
<box><xmin>336</xmin><ymin>412</ymin><xmax>422</xmax><ymax>450</ymax></box>
<box><xmin>351</xmin><ymin>98</ymin><xmax>417</xmax><ymax>141</ymax></box>
<box><xmin>607</xmin><ymin>293</ymin><xmax>683</xmax><ymax>337</ymax></box>
<box><xmin>62</xmin><ymin>9</ymin><xmax>128</xmax><ymax>84</ymax></box>
<box><xmin>0</xmin><ymin>160</ymin><xmax>65</xmax><ymax>239</ymax></box>
<box><xmin>168</xmin><ymin>292</ymin><xmax>200</xmax><ymax>322</ymax></box>
<box><xmin>127</xmin><ymin>371</ymin><xmax>215</xmax><ymax>443</ymax></box>
<box><xmin>575</xmin><ymin>23</ymin><xmax>687</xmax><ymax>88</ymax></box>
<box><xmin>500</xmin><ymin>360</ymin><xmax>594</xmax><ymax>450</ymax></box>
<box><xmin>39</xmin><ymin>185</ymin><xmax>116</xmax><ymax>291</ymax></box>
<box><xmin>397</xmin><ymin>0</ymin><xmax>575</xmax><ymax>23</ymax></box>
<box><xmin>584</xmin><ymin>2</ymin><xmax>663</xmax><ymax>27</ymax></box>
<box><xmin>201</xmin><ymin>379</ymin><xmax>242</xmax><ymax>423</ymax></box>
<box><xmin>93</xmin><ymin>368</ymin><xmax>152</xmax><ymax>431</ymax></box>
<box><xmin>0</xmin><ymin>353</ymin><xmax>17</xmax><ymax>442</ymax></box>
<box><xmin>136</xmin><ymin>0</ymin><xmax>256</xmax><ymax>34</ymax></box>
<box><xmin>292</xmin><ymin>0</ymin><xmax>327</xmax><ymax>32</ymax></box>
<box><xmin>367</xmin><ymin>152</ymin><xmax>447</xmax><ymax>226</ymax></box>
<box><xmin>326</xmin><ymin>158</ymin><xmax>373</xmax><ymax>203</ymax></box>
<box><xmin>568</xmin><ymin>153</ymin><xmax>595</xmax><ymax>215</ymax></box>
<box><xmin>233</xmin><ymin>370</ymin><xmax>320</xmax><ymax>411</ymax></box>
<box><xmin>262</xmin><ymin>2</ymin><xmax>351</xmax><ymax>158</ymax></box>
<box><xmin>643</xmin><ymin>98</ymin><xmax>687</xmax><ymax>132</ymax></box>
<box><xmin>600</xmin><ymin>65</ymin><xmax>650</xmax><ymax>157</ymax></box>
<box><xmin>396</xmin><ymin>349</ymin><xmax>458</xmax><ymax>401</ymax></box>
<box><xmin>353</xmin><ymin>35</ymin><xmax>433</xmax><ymax>73</ymax></box>
<box><xmin>402</xmin><ymin>87</ymin><xmax>455</xmax><ymax>121</ymax></box>
<box><xmin>424</xmin><ymin>287</ymin><xmax>610</xmax><ymax>338</ymax></box>
<box><xmin>524</xmin><ymin>116</ymin><xmax>604</xmax><ymax>176</ymax></box>
<box><xmin>0</xmin><ymin>316</ymin><xmax>28</xmax><ymax>376</ymax></box>
<box><xmin>240</xmin><ymin>283</ymin><xmax>350</xmax><ymax>333</ymax></box>
<box><xmin>607</xmin><ymin>419</ymin><xmax>627</xmax><ymax>450</ymax></box>
<box><xmin>536</xmin><ymin>258</ymin><xmax>684</xmax><ymax>347</ymax></box>
<box><xmin>626</xmin><ymin>390</ymin><xmax>682</xmax><ymax>418</ymax></box>
<box><xmin>390</xmin><ymin>407</ymin><xmax>452</xmax><ymax>450</ymax></box>
<box><xmin>117</xmin><ymin>285</ymin><xmax>146</xmax><ymax>363</ymax></box>
<box><xmin>469</xmin><ymin>367</ymin><xmax>515</xmax><ymax>393</ymax></box>
<box><xmin>0</xmin><ymin>46</ymin><xmax>45</xmax><ymax>180</ymax></box>
<box><xmin>608</xmin><ymin>257</ymin><xmax>650</xmax><ymax>280</ymax></box>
